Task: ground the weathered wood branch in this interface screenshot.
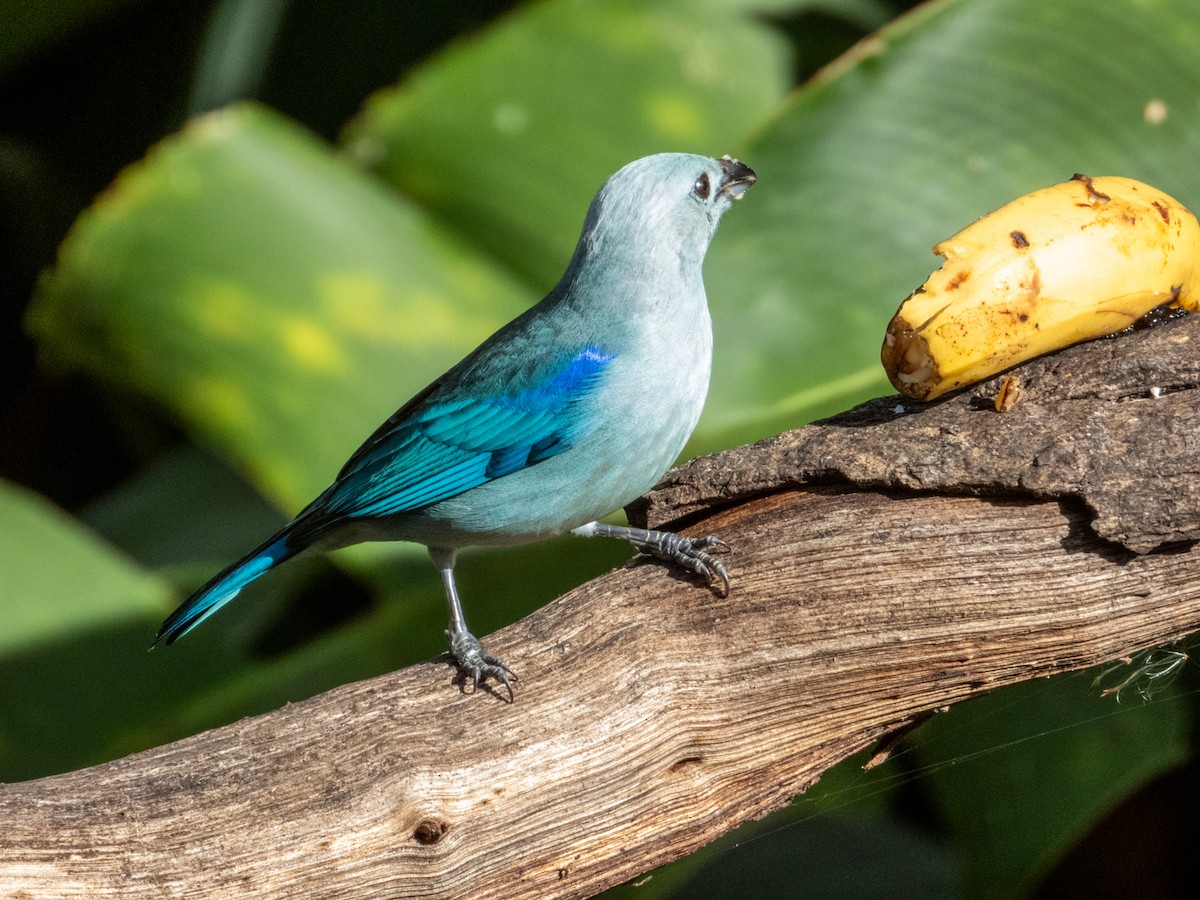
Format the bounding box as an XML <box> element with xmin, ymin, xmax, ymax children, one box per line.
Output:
<box><xmin>3</xmin><ymin>318</ymin><xmax>1200</xmax><ymax>899</ymax></box>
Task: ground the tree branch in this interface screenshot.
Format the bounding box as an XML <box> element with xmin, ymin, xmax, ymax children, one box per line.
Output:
<box><xmin>4</xmin><ymin>318</ymin><xmax>1200</xmax><ymax>899</ymax></box>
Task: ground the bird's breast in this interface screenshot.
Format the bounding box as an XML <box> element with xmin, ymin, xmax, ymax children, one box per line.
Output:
<box><xmin>405</xmin><ymin>287</ymin><xmax>714</xmax><ymax>546</ymax></box>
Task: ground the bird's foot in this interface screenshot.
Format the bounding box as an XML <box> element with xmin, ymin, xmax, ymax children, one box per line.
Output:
<box><xmin>629</xmin><ymin>530</ymin><xmax>731</xmax><ymax>596</ymax></box>
<box><xmin>446</xmin><ymin>627</ymin><xmax>517</xmax><ymax>702</ymax></box>
<box><xmin>572</xmin><ymin>522</ymin><xmax>732</xmax><ymax>595</ymax></box>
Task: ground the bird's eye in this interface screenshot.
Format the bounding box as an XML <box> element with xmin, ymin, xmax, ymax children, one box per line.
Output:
<box><xmin>693</xmin><ymin>172</ymin><xmax>712</xmax><ymax>200</ymax></box>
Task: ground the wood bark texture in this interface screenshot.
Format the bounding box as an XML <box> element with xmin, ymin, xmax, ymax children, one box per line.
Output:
<box><xmin>3</xmin><ymin>316</ymin><xmax>1200</xmax><ymax>900</ymax></box>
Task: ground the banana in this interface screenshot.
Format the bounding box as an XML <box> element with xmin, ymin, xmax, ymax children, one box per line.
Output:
<box><xmin>881</xmin><ymin>174</ymin><xmax>1200</xmax><ymax>401</ymax></box>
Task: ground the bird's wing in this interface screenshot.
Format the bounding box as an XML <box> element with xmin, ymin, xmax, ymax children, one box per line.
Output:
<box><xmin>318</xmin><ymin>343</ymin><xmax>615</xmax><ymax>519</ymax></box>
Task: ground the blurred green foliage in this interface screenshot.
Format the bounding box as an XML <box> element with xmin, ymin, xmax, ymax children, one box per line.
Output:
<box><xmin>3</xmin><ymin>0</ymin><xmax>1199</xmax><ymax>896</ymax></box>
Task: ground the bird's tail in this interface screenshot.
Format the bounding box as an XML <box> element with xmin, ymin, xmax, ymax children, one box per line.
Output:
<box><xmin>155</xmin><ymin>529</ymin><xmax>299</xmax><ymax>645</ymax></box>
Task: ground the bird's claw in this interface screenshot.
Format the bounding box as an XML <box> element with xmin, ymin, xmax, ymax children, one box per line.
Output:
<box><xmin>447</xmin><ymin>628</ymin><xmax>517</xmax><ymax>702</ymax></box>
<box><xmin>634</xmin><ymin>532</ymin><xmax>731</xmax><ymax>596</ymax></box>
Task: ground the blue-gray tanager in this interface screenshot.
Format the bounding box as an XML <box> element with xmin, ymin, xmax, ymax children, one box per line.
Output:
<box><xmin>157</xmin><ymin>153</ymin><xmax>756</xmax><ymax>698</ymax></box>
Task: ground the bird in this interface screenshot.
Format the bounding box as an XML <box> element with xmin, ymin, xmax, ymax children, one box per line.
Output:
<box><xmin>157</xmin><ymin>152</ymin><xmax>757</xmax><ymax>699</ymax></box>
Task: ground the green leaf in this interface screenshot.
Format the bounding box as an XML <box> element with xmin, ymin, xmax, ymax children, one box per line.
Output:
<box><xmin>0</xmin><ymin>479</ymin><xmax>169</xmax><ymax>653</ymax></box>
<box><xmin>342</xmin><ymin>0</ymin><xmax>792</xmax><ymax>285</ymax></box>
<box><xmin>83</xmin><ymin>444</ymin><xmax>287</xmax><ymax>573</ymax></box>
<box><xmin>29</xmin><ymin>102</ymin><xmax>536</xmax><ymax>512</ymax></box>
<box><xmin>910</xmin><ymin>670</ymin><xmax>1192</xmax><ymax>897</ymax></box>
<box><xmin>602</xmin><ymin>747</ymin><xmax>952</xmax><ymax>899</ymax></box>
<box><xmin>657</xmin><ymin>813</ymin><xmax>957</xmax><ymax>899</ymax></box>
<box><xmin>700</xmin><ymin>0</ymin><xmax>1200</xmax><ymax>447</ymax></box>
<box><xmin>0</xmin><ymin>480</ymin><xmax>191</xmax><ymax>782</ymax></box>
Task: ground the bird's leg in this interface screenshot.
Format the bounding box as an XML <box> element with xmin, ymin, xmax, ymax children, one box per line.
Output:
<box><xmin>572</xmin><ymin>522</ymin><xmax>731</xmax><ymax>595</ymax></box>
<box><xmin>430</xmin><ymin>547</ymin><xmax>516</xmax><ymax>702</ymax></box>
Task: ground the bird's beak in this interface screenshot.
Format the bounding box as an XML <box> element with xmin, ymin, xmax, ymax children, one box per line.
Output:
<box><xmin>718</xmin><ymin>155</ymin><xmax>756</xmax><ymax>200</ymax></box>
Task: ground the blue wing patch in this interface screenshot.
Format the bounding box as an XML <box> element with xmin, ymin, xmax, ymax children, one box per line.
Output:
<box><xmin>321</xmin><ymin>344</ymin><xmax>614</xmax><ymax>519</ymax></box>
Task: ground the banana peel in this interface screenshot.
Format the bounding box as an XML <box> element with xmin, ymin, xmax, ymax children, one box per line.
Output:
<box><xmin>881</xmin><ymin>174</ymin><xmax>1200</xmax><ymax>401</ymax></box>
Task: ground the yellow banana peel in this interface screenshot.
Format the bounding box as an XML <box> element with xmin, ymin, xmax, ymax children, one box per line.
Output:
<box><xmin>881</xmin><ymin>174</ymin><xmax>1200</xmax><ymax>401</ymax></box>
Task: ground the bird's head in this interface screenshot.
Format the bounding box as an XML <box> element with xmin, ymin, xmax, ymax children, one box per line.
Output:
<box><xmin>575</xmin><ymin>153</ymin><xmax>756</xmax><ymax>271</ymax></box>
